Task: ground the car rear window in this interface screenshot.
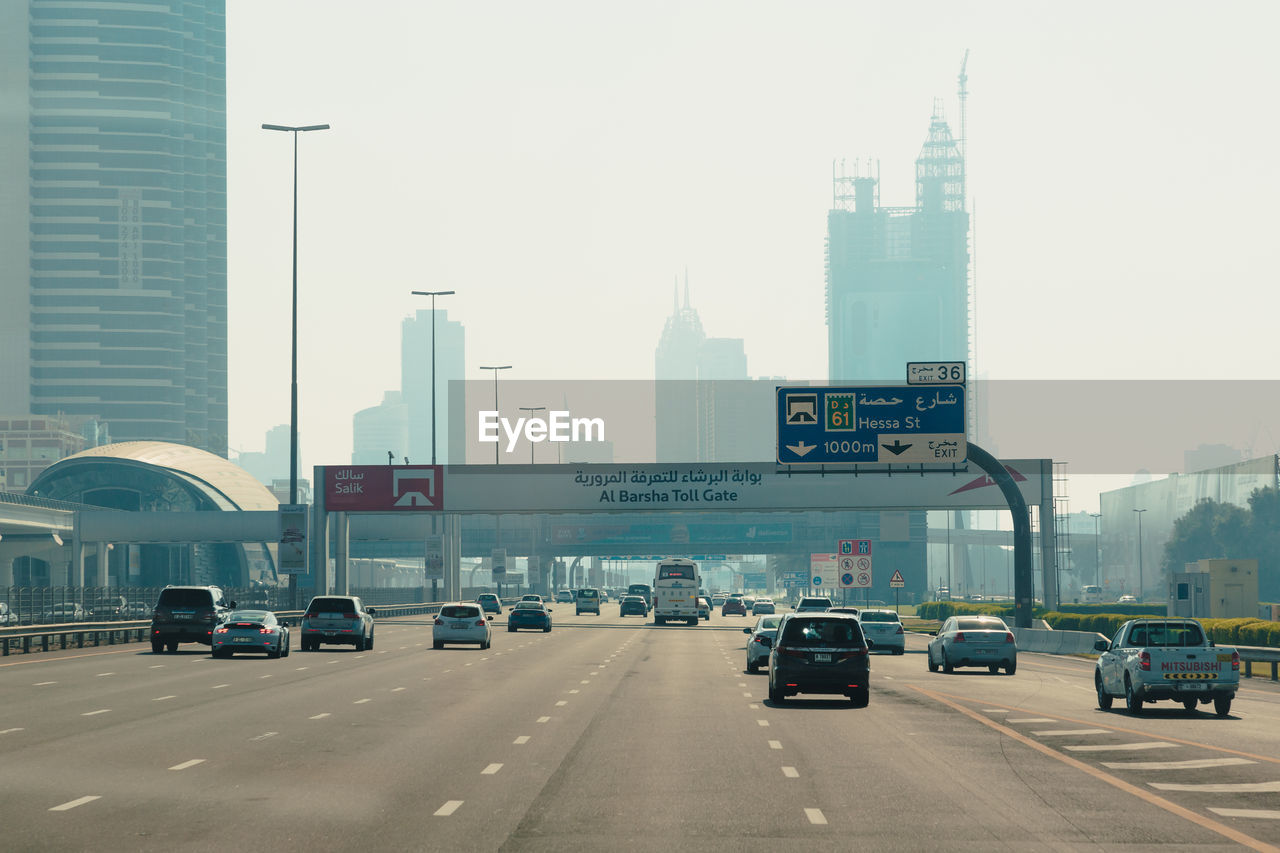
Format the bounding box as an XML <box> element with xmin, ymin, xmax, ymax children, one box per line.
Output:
<box><xmin>157</xmin><ymin>588</ymin><xmax>214</xmax><ymax>608</ymax></box>
<box><xmin>798</xmin><ymin>598</ymin><xmax>832</xmax><ymax>608</ymax></box>
<box><xmin>513</xmin><ymin>602</ymin><xmax>542</xmax><ymax>610</ymax></box>
<box><xmin>860</xmin><ymin>611</ymin><xmax>899</xmax><ymax>623</ymax></box>
<box><xmin>308</xmin><ymin>597</ymin><xmax>358</xmax><ymax>615</ymax></box>
<box><xmin>578</xmin><ymin>590</ymin><xmax>598</xmax><ymax>598</ymax></box>
<box><xmin>956</xmin><ymin>617</ymin><xmax>1007</xmax><ymax>631</ymax></box>
<box><xmin>441</xmin><ymin>605</ymin><xmax>480</xmax><ymax>618</ymax></box>
<box><xmin>780</xmin><ymin>618</ymin><xmax>864</xmax><ymax>647</ymax></box>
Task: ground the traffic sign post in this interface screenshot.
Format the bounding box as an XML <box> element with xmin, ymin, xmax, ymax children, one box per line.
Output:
<box><xmin>889</xmin><ymin>568</ymin><xmax>905</xmax><ymax>614</ymax></box>
<box><xmin>777</xmin><ymin>385</ymin><xmax>966</xmax><ymax>465</ymax></box>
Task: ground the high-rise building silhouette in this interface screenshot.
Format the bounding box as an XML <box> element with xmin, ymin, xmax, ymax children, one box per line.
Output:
<box><xmin>0</xmin><ymin>2</ymin><xmax>228</xmax><ymax>453</ymax></box>
<box><xmin>401</xmin><ymin>309</ymin><xmax>464</xmax><ymax>464</ymax></box>
<box><xmin>826</xmin><ymin>107</ymin><xmax>970</xmax><ymax>383</ymax></box>
<box><xmin>352</xmin><ymin>391</ymin><xmax>409</xmax><ymax>465</ymax></box>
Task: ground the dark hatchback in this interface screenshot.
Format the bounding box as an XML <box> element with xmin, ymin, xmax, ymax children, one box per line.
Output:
<box><xmin>619</xmin><ymin>595</ymin><xmax>648</xmax><ymax>617</ymax></box>
<box><xmin>722</xmin><ymin>597</ymin><xmax>747</xmax><ymax>616</ymax></box>
<box><xmin>507</xmin><ymin>601</ymin><xmax>553</xmax><ymax>632</ymax></box>
<box><xmin>767</xmin><ymin>613</ymin><xmax>872</xmax><ymax>707</ymax></box>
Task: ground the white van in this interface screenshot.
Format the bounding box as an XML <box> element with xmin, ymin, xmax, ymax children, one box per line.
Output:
<box><xmin>1081</xmin><ymin>584</ymin><xmax>1103</xmax><ymax>604</ymax></box>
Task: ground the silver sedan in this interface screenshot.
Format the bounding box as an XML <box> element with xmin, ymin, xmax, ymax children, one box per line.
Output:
<box><xmin>743</xmin><ymin>614</ymin><xmax>784</xmax><ymax>673</ymax></box>
<box><xmin>927</xmin><ymin>614</ymin><xmax>1016</xmax><ymax>674</ymax></box>
<box><xmin>212</xmin><ymin>610</ymin><xmax>290</xmax><ymax>659</ymax></box>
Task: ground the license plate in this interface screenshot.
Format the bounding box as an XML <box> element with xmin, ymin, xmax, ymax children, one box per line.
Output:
<box><xmin>1181</xmin><ymin>683</ymin><xmax>1209</xmax><ymax>691</ymax></box>
<box><xmin>174</xmin><ymin>614</ymin><xmax>191</xmax><ymax>620</ymax></box>
<box><xmin>975</xmin><ymin>648</ymin><xmax>994</xmax><ymax>655</ymax></box>
<box><xmin>325</xmin><ymin>632</ymin><xmax>336</xmax><ymax>637</ymax></box>
<box><xmin>452</xmin><ymin>622</ymin><xmax>469</xmax><ymax>629</ymax></box>
<box><xmin>232</xmin><ymin>637</ymin><xmax>254</xmax><ymax>643</ymax></box>
<box><xmin>814</xmin><ymin>653</ymin><xmax>832</xmax><ymax>662</ymax></box>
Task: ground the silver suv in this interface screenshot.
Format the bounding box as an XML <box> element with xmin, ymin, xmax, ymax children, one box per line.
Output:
<box><xmin>300</xmin><ymin>596</ymin><xmax>376</xmax><ymax>651</ymax></box>
<box><xmin>795</xmin><ymin>597</ymin><xmax>833</xmax><ymax>613</ymax></box>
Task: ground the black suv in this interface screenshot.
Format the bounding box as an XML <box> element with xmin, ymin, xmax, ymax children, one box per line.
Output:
<box><xmin>150</xmin><ymin>586</ymin><xmax>235</xmax><ymax>653</ymax></box>
<box><xmin>767</xmin><ymin>612</ymin><xmax>872</xmax><ymax>707</ymax></box>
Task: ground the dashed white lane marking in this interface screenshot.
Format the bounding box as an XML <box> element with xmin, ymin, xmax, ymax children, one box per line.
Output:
<box><xmin>555</xmin><ymin>700</ymin><xmax>568</xmax><ymax>706</ymax></box>
<box><xmin>211</xmin><ymin>684</ymin><xmax>229</xmax><ymax>689</ymax></box>
<box><xmin>465</xmin><ymin>663</ymin><xmax>474</xmax><ymax>667</ymax></box>
<box><xmin>153</xmin><ymin>695</ymin><xmax>177</xmax><ymax>702</ymax></box>
<box><xmin>982</xmin><ymin>708</ymin><xmax>1005</xmax><ymax>713</ymax></box>
<box><xmin>354</xmin><ymin>698</ymin><xmax>371</xmax><ymax>704</ymax></box>
<box><xmin>1101</xmin><ymin>758</ymin><xmax>1255</xmax><ymax>771</ymax></box>
<box><xmin>49</xmin><ymin>796</ymin><xmax>99</xmax><ymax>811</ymax></box>
<box><xmin>250</xmin><ymin>732</ymin><xmax>277</xmax><ymax>741</ymax></box>
<box><xmin>805</xmin><ymin>808</ymin><xmax>827</xmax><ymax>825</ymax></box>
<box><xmin>514</xmin><ymin>736</ymin><xmax>530</xmax><ymax>745</ymax></box>
<box><xmin>1065</xmin><ymin>741</ymin><xmax>1177</xmax><ymax>752</ymax></box>
<box><xmin>782</xmin><ymin>766</ymin><xmax>799</xmax><ymax>778</ymax></box>
<box><xmin>481</xmin><ymin>763</ymin><xmax>503</xmax><ymax>775</ymax></box>
<box><xmin>1208</xmin><ymin>808</ymin><xmax>1280</xmax><ymax>819</ymax></box>
<box><xmin>1155</xmin><ymin>781</ymin><xmax>1280</xmax><ymax>793</ymax></box>
<box><xmin>168</xmin><ymin>759</ymin><xmax>205</xmax><ymax>771</ymax></box>
<box><xmin>295</xmin><ymin>667</ymin><xmax>308</xmax><ymax>671</ymax></box>
<box><xmin>1005</xmin><ymin>717</ymin><xmax>1057</xmax><ymax>723</ymax></box>
<box><xmin>309</xmin><ymin>713</ymin><xmax>330</xmax><ymax>720</ymax></box>
<box><xmin>96</xmin><ymin>672</ymin><xmax>114</xmax><ymax>677</ymax></box>
<box><xmin>260</xmin><ymin>675</ymin><xmax>273</xmax><ymax>679</ymax></box>
<box><xmin>743</xmin><ymin>692</ymin><xmax>752</xmax><ymax>697</ymax></box>
<box><xmin>327</xmin><ymin>660</ymin><xmax>339</xmax><ymax>664</ymax></box>
<box><xmin>392</xmin><ymin>687</ymin><xmax>406</xmax><ymax>692</ymax></box>
<box><xmin>569</xmin><ymin>689</ymin><xmax>580</xmax><ymax>694</ymax></box>
<box><xmin>580</xmin><ymin>680</ymin><xmax>590</xmax><ymax>684</ymax></box>
<box><xmin>749</xmin><ymin>704</ymin><xmax>760</xmax><ymax>710</ymax></box>
<box><xmin>34</xmin><ymin>681</ymin><xmax>56</xmax><ymax>686</ymax></box>
<box><xmin>443</xmin><ymin>670</ymin><xmax>453</xmax><ymax>673</ymax></box>
<box><xmin>738</xmin><ymin>682</ymin><xmax>747</xmax><ymax>687</ymax></box>
<box><xmin>0</xmin><ymin>727</ymin><xmax>24</xmax><ymax>734</ymax></box>
<box><xmin>769</xmin><ymin>740</ymin><xmax>782</xmax><ymax>750</ymax></box>
<box><xmin>1033</xmin><ymin>729</ymin><xmax>1112</xmax><ymax>736</ymax></box>
<box><xmin>81</xmin><ymin>709</ymin><xmax>110</xmax><ymax>716</ymax></box>
<box><xmin>352</xmin><ymin>656</ymin><xmax>366</xmax><ymax>660</ymax></box>
<box><xmin>590</xmin><ymin>671</ymin><xmax>598</xmax><ymax>675</ymax></box>
<box><xmin>757</xmin><ymin>719</ymin><xmax>770</xmax><ymax>727</ymax></box>
<box><xmin>149</xmin><ymin>665</ymin><xmax>165</xmax><ymax>669</ymax></box>
<box><xmin>434</xmin><ymin>800</ymin><xmax>463</xmax><ymax>816</ymax></box>
<box><xmin>536</xmin><ymin>716</ymin><xmax>550</xmax><ymax>723</ymax></box>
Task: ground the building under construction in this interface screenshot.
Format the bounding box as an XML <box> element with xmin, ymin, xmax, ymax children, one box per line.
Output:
<box><xmin>826</xmin><ymin>95</ymin><xmax>971</xmax><ymax>383</ymax></box>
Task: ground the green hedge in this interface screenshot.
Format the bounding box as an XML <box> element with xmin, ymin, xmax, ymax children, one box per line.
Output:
<box><xmin>1052</xmin><ymin>603</ymin><xmax>1167</xmax><ymax>617</ymax></box>
<box><xmin>1040</xmin><ymin>612</ymin><xmax>1280</xmax><ymax>648</ymax></box>
<box><xmin>915</xmin><ymin>601</ymin><xmax>1013</xmax><ymax>621</ymax></box>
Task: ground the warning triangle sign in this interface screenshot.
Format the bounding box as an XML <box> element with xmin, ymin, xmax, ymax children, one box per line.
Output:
<box><xmin>889</xmin><ymin>569</ymin><xmax>905</xmax><ymax>587</ymax></box>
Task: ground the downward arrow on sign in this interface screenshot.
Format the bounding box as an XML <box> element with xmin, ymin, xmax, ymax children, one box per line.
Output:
<box><xmin>881</xmin><ymin>440</ymin><xmax>912</xmax><ymax>456</ymax></box>
<box><xmin>786</xmin><ymin>441</ymin><xmax>815</xmax><ymax>457</ymax></box>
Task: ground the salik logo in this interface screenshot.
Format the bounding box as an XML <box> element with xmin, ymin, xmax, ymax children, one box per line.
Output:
<box><xmin>947</xmin><ymin>465</ymin><xmax>1028</xmax><ymax>496</ymax></box>
<box><xmin>393</xmin><ymin>468</ymin><xmax>437</xmax><ymax>508</ymax></box>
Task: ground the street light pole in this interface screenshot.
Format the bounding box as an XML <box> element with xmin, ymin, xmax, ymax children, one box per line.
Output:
<box><xmin>410</xmin><ymin>290</ymin><xmax>455</xmax><ymax>465</ymax></box>
<box><xmin>1089</xmin><ymin>512</ymin><xmax>1102</xmax><ymax>587</ymax></box>
<box><xmin>518</xmin><ymin>406</ymin><xmax>546</xmax><ymax>463</ymax></box>
<box><xmin>1133</xmin><ymin>508</ymin><xmax>1147</xmax><ymax>600</ymax></box>
<box><xmin>262</xmin><ymin>121</ymin><xmax>329</xmax><ymax>607</ymax></box>
<box><xmin>479</xmin><ymin>365</ymin><xmax>512</xmax><ymax>464</ymax></box>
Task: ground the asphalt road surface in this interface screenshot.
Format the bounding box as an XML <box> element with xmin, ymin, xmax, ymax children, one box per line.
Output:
<box><xmin>3</xmin><ymin>611</ymin><xmax>1280</xmax><ymax>852</ymax></box>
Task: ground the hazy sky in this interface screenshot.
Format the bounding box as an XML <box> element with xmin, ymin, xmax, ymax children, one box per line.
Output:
<box><xmin>225</xmin><ymin>1</ymin><xmax>1280</xmax><ymax>509</ymax></box>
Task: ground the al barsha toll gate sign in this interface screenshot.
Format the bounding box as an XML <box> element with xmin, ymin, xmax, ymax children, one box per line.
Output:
<box><xmin>324</xmin><ymin>465</ymin><xmax>443</xmax><ymax>512</ymax></box>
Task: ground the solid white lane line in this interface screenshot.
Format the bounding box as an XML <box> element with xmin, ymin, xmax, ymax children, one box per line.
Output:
<box><xmin>1153</xmin><ymin>781</ymin><xmax>1280</xmax><ymax>793</ymax></box>
<box><xmin>81</xmin><ymin>709</ymin><xmax>110</xmax><ymax>716</ymax></box>
<box><xmin>434</xmin><ymin>800</ymin><xmax>463</xmax><ymax>816</ymax></box>
<box><xmin>250</xmin><ymin>732</ymin><xmax>277</xmax><ymax>741</ymax></box>
<box><xmin>211</xmin><ymin>684</ymin><xmax>229</xmax><ymax>689</ymax></box>
<box><xmin>1033</xmin><ymin>729</ymin><xmax>1113</xmax><ymax>736</ymax></box>
<box><xmin>782</xmin><ymin>767</ymin><xmax>799</xmax><ymax>778</ymax></box>
<box><xmin>153</xmin><ymin>695</ymin><xmax>177</xmax><ymax>702</ymax></box>
<box><xmin>1065</xmin><ymin>741</ymin><xmax>1177</xmax><ymax>752</ymax></box>
<box><xmin>514</xmin><ymin>736</ymin><xmax>530</xmax><ymax>744</ymax></box>
<box><xmin>168</xmin><ymin>759</ymin><xmax>205</xmax><ymax>771</ymax></box>
<box><xmin>1006</xmin><ymin>718</ymin><xmax>1057</xmax><ymax>723</ymax></box>
<box><xmin>556</xmin><ymin>700</ymin><xmax>568</xmax><ymax>706</ymax></box>
<box><xmin>805</xmin><ymin>808</ymin><xmax>827</xmax><ymax>825</ymax></box>
<box><xmin>536</xmin><ymin>716</ymin><xmax>550</xmax><ymax>723</ymax></box>
<box><xmin>0</xmin><ymin>728</ymin><xmax>24</xmax><ymax>734</ymax></box>
<box><xmin>769</xmin><ymin>740</ymin><xmax>782</xmax><ymax>749</ymax></box>
<box><xmin>49</xmin><ymin>796</ymin><xmax>99</xmax><ymax>812</ymax></box>
<box><xmin>757</xmin><ymin>719</ymin><xmax>770</xmax><ymax>727</ymax></box>
<box><xmin>309</xmin><ymin>713</ymin><xmax>330</xmax><ymax>719</ymax></box>
<box><xmin>1207</xmin><ymin>808</ymin><xmax>1280</xmax><ymax>820</ymax></box>
<box><xmin>1101</xmin><ymin>758</ymin><xmax>1255</xmax><ymax>770</ymax></box>
<box><xmin>34</xmin><ymin>681</ymin><xmax>56</xmax><ymax>685</ymax></box>
<box><xmin>481</xmin><ymin>763</ymin><xmax>503</xmax><ymax>775</ymax></box>
<box><xmin>354</xmin><ymin>698</ymin><xmax>371</xmax><ymax>704</ymax></box>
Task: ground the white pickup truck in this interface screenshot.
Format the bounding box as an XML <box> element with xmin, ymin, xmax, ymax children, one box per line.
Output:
<box><xmin>1094</xmin><ymin>618</ymin><xmax>1239</xmax><ymax>717</ymax></box>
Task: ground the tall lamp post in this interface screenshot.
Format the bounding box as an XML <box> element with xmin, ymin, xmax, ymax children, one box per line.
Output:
<box><xmin>518</xmin><ymin>406</ymin><xmax>546</xmax><ymax>463</ymax></box>
<box><xmin>479</xmin><ymin>365</ymin><xmax>512</xmax><ymax>464</ymax></box>
<box><xmin>262</xmin><ymin>121</ymin><xmax>329</xmax><ymax>607</ymax></box>
<box><xmin>410</xmin><ymin>290</ymin><xmax>455</xmax><ymax>464</ymax></box>
<box><xmin>1089</xmin><ymin>512</ymin><xmax>1102</xmax><ymax>587</ymax></box>
<box><xmin>1133</xmin><ymin>508</ymin><xmax>1147</xmax><ymax>601</ymax></box>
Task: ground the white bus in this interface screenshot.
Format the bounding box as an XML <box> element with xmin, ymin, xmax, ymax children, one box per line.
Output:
<box><xmin>653</xmin><ymin>558</ymin><xmax>701</xmax><ymax>626</ymax></box>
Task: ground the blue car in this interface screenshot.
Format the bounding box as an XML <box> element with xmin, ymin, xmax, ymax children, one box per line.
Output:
<box><xmin>476</xmin><ymin>593</ymin><xmax>502</xmax><ymax>615</ymax></box>
<box><xmin>507</xmin><ymin>601</ymin><xmax>552</xmax><ymax>632</ymax></box>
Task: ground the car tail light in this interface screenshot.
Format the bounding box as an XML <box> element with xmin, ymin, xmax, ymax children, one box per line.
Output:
<box><xmin>343</xmin><ymin>612</ymin><xmax>357</xmax><ymax>619</ymax></box>
<box><xmin>779</xmin><ymin>647</ymin><xmax>805</xmax><ymax>658</ymax></box>
<box><xmin>214</xmin><ymin>627</ymin><xmax>228</xmax><ymax>634</ymax></box>
<box><xmin>475</xmin><ymin>619</ymin><xmax>487</xmax><ymax>627</ymax></box>
<box><xmin>1139</xmin><ymin>651</ymin><xmax>1151</xmax><ymax>671</ymax></box>
<box><xmin>953</xmin><ymin>632</ymin><xmax>965</xmax><ymax>643</ymax></box>
<box><xmin>838</xmin><ymin>648</ymin><xmax>868</xmax><ymax>660</ymax></box>
<box><xmin>434</xmin><ymin>617</ymin><xmax>444</xmax><ymax>625</ymax></box>
<box><xmin>753</xmin><ymin>635</ymin><xmax>769</xmax><ymax>645</ymax></box>
<box><xmin>895</xmin><ymin>626</ymin><xmax>904</xmax><ymax>635</ymax></box>
<box><xmin>1004</xmin><ymin>632</ymin><xmax>1015</xmax><ymax>643</ymax></box>
<box><xmin>1231</xmin><ymin>650</ymin><xmax>1240</xmax><ymax>672</ymax></box>
<box><xmin>259</xmin><ymin>627</ymin><xmax>276</xmax><ymax>635</ymax></box>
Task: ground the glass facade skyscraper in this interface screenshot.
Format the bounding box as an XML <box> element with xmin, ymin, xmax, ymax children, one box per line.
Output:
<box><xmin>0</xmin><ymin>1</ymin><xmax>227</xmax><ymax>454</ymax></box>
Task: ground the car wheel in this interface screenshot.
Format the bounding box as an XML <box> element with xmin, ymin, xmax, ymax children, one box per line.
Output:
<box><xmin>481</xmin><ymin>639</ymin><xmax>491</xmax><ymax>650</ymax></box>
<box><xmin>433</xmin><ymin>640</ymin><xmax>444</xmax><ymax>650</ymax></box>
<box><xmin>893</xmin><ymin>648</ymin><xmax>904</xmax><ymax>656</ymax></box>
<box><xmin>926</xmin><ymin>647</ymin><xmax>938</xmax><ymax>673</ymax></box>
<box><xmin>508</xmin><ymin>625</ymin><xmax>516</xmax><ymax>632</ymax></box>
<box><xmin>747</xmin><ymin>660</ymin><xmax>758</xmax><ymax>674</ymax></box>
<box><xmin>1124</xmin><ymin>675</ymin><xmax>1143</xmax><ymax>715</ymax></box>
<box><xmin>850</xmin><ymin>687</ymin><xmax>869</xmax><ymax>708</ymax></box>
<box><xmin>366</xmin><ymin>633</ymin><xmax>374</xmax><ymax>650</ymax></box>
<box><xmin>268</xmin><ymin>645</ymin><xmax>280</xmax><ymax>659</ymax></box>
<box><xmin>1214</xmin><ymin>695</ymin><xmax>1232</xmax><ymax>718</ymax></box>
<box><xmin>988</xmin><ymin>664</ymin><xmax>999</xmax><ymax>674</ymax></box>
<box><xmin>687</xmin><ymin>618</ymin><xmax>697</xmax><ymax>626</ymax></box>
<box><xmin>166</xmin><ymin>640</ymin><xmax>178</xmax><ymax>653</ymax></box>
<box><xmin>942</xmin><ymin>649</ymin><xmax>954</xmax><ymax>674</ymax></box>
<box><xmin>282</xmin><ymin>637</ymin><xmax>290</xmax><ymax>657</ymax></box>
<box><xmin>152</xmin><ymin>639</ymin><xmax>164</xmax><ymax>654</ymax></box>
<box><xmin>543</xmin><ymin>625</ymin><xmax>551</xmax><ymax>633</ymax></box>
<box><xmin>1095</xmin><ymin>671</ymin><xmax>1113</xmax><ymax>711</ymax></box>
<box><xmin>768</xmin><ymin>677</ymin><xmax>784</xmax><ymax>704</ymax></box>
<box><xmin>1182</xmin><ymin>698</ymin><xmax>1198</xmax><ymax>713</ymax></box>
<box><xmin>656</xmin><ymin>616</ymin><xmax>665</xmax><ymax>625</ymax></box>
<box><xmin>354</xmin><ymin>635</ymin><xmax>366</xmax><ymax>652</ymax></box>
<box><xmin>1005</xmin><ymin>660</ymin><xmax>1016</xmax><ymax>675</ymax></box>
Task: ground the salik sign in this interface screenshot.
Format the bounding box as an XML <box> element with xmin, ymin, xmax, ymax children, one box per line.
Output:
<box><xmin>324</xmin><ymin>465</ymin><xmax>443</xmax><ymax>512</ymax></box>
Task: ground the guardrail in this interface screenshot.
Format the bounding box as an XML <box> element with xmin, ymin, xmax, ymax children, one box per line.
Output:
<box><xmin>1010</xmin><ymin>627</ymin><xmax>1280</xmax><ymax>682</ymax></box>
<box><xmin>0</xmin><ymin>599</ymin><xmax>523</xmax><ymax>658</ymax></box>
<box><xmin>1237</xmin><ymin>645</ymin><xmax>1280</xmax><ymax>682</ymax></box>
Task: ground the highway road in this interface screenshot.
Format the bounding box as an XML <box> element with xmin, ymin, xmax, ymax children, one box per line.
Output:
<box><xmin>3</xmin><ymin>611</ymin><xmax>1280</xmax><ymax>851</ymax></box>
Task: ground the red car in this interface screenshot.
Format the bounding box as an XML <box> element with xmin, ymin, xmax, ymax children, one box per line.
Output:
<box><xmin>722</xmin><ymin>597</ymin><xmax>747</xmax><ymax>616</ymax></box>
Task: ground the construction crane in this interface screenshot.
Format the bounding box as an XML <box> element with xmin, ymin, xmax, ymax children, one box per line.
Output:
<box><xmin>957</xmin><ymin>49</ymin><xmax>969</xmax><ymax>175</ymax></box>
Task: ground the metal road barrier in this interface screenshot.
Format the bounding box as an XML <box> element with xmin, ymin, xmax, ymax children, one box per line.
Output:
<box><xmin>1237</xmin><ymin>646</ymin><xmax>1280</xmax><ymax>682</ymax></box>
<box><xmin>0</xmin><ymin>600</ymin><xmax>514</xmax><ymax>657</ymax></box>
<box><xmin>1011</xmin><ymin>627</ymin><xmax>1280</xmax><ymax>682</ymax></box>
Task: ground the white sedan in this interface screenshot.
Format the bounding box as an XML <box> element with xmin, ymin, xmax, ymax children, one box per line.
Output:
<box><xmin>433</xmin><ymin>602</ymin><xmax>492</xmax><ymax>650</ymax></box>
<box><xmin>857</xmin><ymin>608</ymin><xmax>906</xmax><ymax>654</ymax></box>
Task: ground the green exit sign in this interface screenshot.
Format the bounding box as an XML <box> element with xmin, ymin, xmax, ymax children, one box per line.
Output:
<box><xmin>826</xmin><ymin>393</ymin><xmax>855</xmax><ymax>431</ymax></box>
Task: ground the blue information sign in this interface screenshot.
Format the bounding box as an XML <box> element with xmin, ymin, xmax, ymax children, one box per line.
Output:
<box><xmin>776</xmin><ymin>385</ymin><xmax>966</xmax><ymax>465</ymax></box>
